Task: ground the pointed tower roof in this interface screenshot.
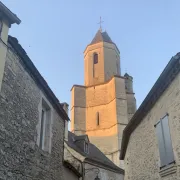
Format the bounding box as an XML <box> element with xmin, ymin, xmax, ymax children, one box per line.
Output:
<box><xmin>86</xmin><ymin>29</ymin><xmax>119</xmax><ymax>53</ymax></box>
<box><xmin>90</xmin><ymin>30</ymin><xmax>114</xmax><ymax>45</ymax></box>
<box><xmin>84</xmin><ymin>29</ymin><xmax>120</xmax><ymax>53</ymax></box>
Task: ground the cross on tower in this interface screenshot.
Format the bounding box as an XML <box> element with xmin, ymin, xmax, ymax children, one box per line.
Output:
<box><xmin>98</xmin><ymin>16</ymin><xmax>104</xmax><ymax>32</ymax></box>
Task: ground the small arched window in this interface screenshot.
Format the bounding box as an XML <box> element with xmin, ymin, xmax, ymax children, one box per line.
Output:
<box><xmin>96</xmin><ymin>112</ymin><xmax>99</xmax><ymax>126</ymax></box>
<box><xmin>93</xmin><ymin>53</ymin><xmax>98</xmax><ymax>64</ymax></box>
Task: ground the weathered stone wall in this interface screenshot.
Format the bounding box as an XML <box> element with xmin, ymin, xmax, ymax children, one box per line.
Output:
<box><xmin>71</xmin><ymin>86</ymin><xmax>86</xmax><ymax>135</ymax></box>
<box><xmin>84</xmin><ymin>42</ymin><xmax>119</xmax><ymax>86</ymax></box>
<box><xmin>64</xmin><ymin>142</ymin><xmax>84</xmax><ymax>176</ymax></box>
<box><xmin>0</xmin><ymin>46</ymin><xmax>65</xmax><ymax>179</ymax></box>
<box><xmin>86</xmin><ymin>78</ymin><xmax>117</xmax><ymax>131</ymax></box>
<box><xmin>74</xmin><ymin>76</ymin><xmax>129</xmax><ymax>167</ymax></box>
<box><xmin>71</xmin><ymin>75</ymin><xmax>134</xmax><ymax>168</ymax></box>
<box><xmin>124</xmin><ymin>73</ymin><xmax>180</xmax><ymax>180</ymax></box>
<box><xmin>63</xmin><ymin>166</ymin><xmax>79</xmax><ymax>180</ymax></box>
<box><xmin>126</xmin><ymin>93</ymin><xmax>136</xmax><ymax>121</ymax></box>
<box><xmin>84</xmin><ymin>42</ymin><xmax>105</xmax><ymax>86</ymax></box>
<box><xmin>84</xmin><ymin>162</ymin><xmax>124</xmax><ymax>180</ymax></box>
<box><xmin>103</xmin><ymin>42</ymin><xmax>120</xmax><ymax>80</ymax></box>
<box><xmin>85</xmin><ymin>77</ymin><xmax>119</xmax><ymax>165</ymax></box>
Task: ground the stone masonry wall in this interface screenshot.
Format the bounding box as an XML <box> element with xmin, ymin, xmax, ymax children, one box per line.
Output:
<box><xmin>125</xmin><ymin>73</ymin><xmax>180</xmax><ymax>180</ymax></box>
<box><xmin>84</xmin><ymin>42</ymin><xmax>105</xmax><ymax>86</ymax></box>
<box><xmin>63</xmin><ymin>166</ymin><xmax>79</xmax><ymax>180</ymax></box>
<box><xmin>103</xmin><ymin>42</ymin><xmax>120</xmax><ymax>81</ymax></box>
<box><xmin>0</xmin><ymin>46</ymin><xmax>65</xmax><ymax>179</ymax></box>
<box><xmin>71</xmin><ymin>75</ymin><xmax>130</xmax><ymax>167</ymax></box>
<box><xmin>71</xmin><ymin>86</ymin><xmax>86</xmax><ymax>135</ymax></box>
<box><xmin>85</xmin><ymin>77</ymin><xmax>128</xmax><ymax>168</ymax></box>
<box><xmin>126</xmin><ymin>93</ymin><xmax>136</xmax><ymax>121</ymax></box>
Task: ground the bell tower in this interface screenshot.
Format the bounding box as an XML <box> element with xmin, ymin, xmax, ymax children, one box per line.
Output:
<box><xmin>71</xmin><ymin>29</ymin><xmax>136</xmax><ymax>168</ymax></box>
<box><xmin>84</xmin><ymin>30</ymin><xmax>120</xmax><ymax>86</ymax></box>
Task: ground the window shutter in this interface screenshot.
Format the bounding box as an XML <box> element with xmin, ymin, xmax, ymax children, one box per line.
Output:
<box><xmin>0</xmin><ymin>21</ymin><xmax>2</xmax><ymax>35</ymax></box>
<box><xmin>44</xmin><ymin>109</ymin><xmax>52</xmax><ymax>152</ymax></box>
<box><xmin>40</xmin><ymin>110</ymin><xmax>45</xmax><ymax>149</ymax></box>
<box><xmin>161</xmin><ymin>116</ymin><xmax>174</xmax><ymax>164</ymax></box>
<box><xmin>156</xmin><ymin>121</ymin><xmax>166</xmax><ymax>167</ymax></box>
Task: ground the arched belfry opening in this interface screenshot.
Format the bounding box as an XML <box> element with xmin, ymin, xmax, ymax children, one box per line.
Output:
<box><xmin>93</xmin><ymin>53</ymin><xmax>98</xmax><ymax>64</ymax></box>
<box><xmin>93</xmin><ymin>52</ymin><xmax>98</xmax><ymax>78</ymax></box>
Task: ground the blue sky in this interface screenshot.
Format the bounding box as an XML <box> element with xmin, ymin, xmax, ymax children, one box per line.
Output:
<box><xmin>3</xmin><ymin>0</ymin><xmax>180</xmax><ymax>110</ymax></box>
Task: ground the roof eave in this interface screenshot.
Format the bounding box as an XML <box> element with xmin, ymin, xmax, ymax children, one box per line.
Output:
<box><xmin>0</xmin><ymin>2</ymin><xmax>21</xmax><ymax>25</ymax></box>
<box><xmin>84</xmin><ymin>158</ymin><xmax>124</xmax><ymax>174</ymax></box>
<box><xmin>84</xmin><ymin>41</ymin><xmax>120</xmax><ymax>54</ymax></box>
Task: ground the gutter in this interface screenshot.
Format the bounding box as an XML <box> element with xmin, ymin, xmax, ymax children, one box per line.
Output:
<box><xmin>0</xmin><ymin>1</ymin><xmax>21</xmax><ymax>24</ymax></box>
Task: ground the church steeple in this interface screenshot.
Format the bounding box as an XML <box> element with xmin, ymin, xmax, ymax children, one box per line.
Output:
<box><xmin>84</xmin><ymin>30</ymin><xmax>120</xmax><ymax>86</ymax></box>
<box><xmin>90</xmin><ymin>30</ymin><xmax>114</xmax><ymax>45</ymax></box>
<box><xmin>70</xmin><ymin>28</ymin><xmax>136</xmax><ymax>168</ymax></box>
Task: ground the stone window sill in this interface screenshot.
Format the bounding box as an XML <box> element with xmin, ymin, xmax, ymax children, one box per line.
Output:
<box><xmin>159</xmin><ymin>163</ymin><xmax>177</xmax><ymax>177</ymax></box>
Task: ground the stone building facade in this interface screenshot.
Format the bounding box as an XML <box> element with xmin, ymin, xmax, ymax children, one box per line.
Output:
<box><xmin>120</xmin><ymin>53</ymin><xmax>180</xmax><ymax>179</ymax></box>
<box><xmin>71</xmin><ymin>29</ymin><xmax>136</xmax><ymax>167</ymax></box>
<box><xmin>64</xmin><ymin>129</ymin><xmax>124</xmax><ymax>180</ymax></box>
<box><xmin>63</xmin><ymin>102</ymin><xmax>124</xmax><ymax>179</ymax></box>
<box><xmin>0</xmin><ymin>3</ymin><xmax>69</xmax><ymax>179</ymax></box>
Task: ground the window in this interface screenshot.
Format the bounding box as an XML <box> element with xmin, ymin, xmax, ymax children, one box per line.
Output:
<box><xmin>0</xmin><ymin>21</ymin><xmax>2</xmax><ymax>36</ymax></box>
<box><xmin>93</xmin><ymin>53</ymin><xmax>98</xmax><ymax>78</ymax></box>
<box><xmin>39</xmin><ymin>99</ymin><xmax>52</xmax><ymax>152</ymax></box>
<box><xmin>96</xmin><ymin>112</ymin><xmax>99</xmax><ymax>126</ymax></box>
<box><xmin>84</xmin><ymin>142</ymin><xmax>89</xmax><ymax>153</ymax></box>
<box><xmin>93</xmin><ymin>53</ymin><xmax>98</xmax><ymax>64</ymax></box>
<box><xmin>39</xmin><ymin>109</ymin><xmax>45</xmax><ymax>149</ymax></box>
<box><xmin>155</xmin><ymin>114</ymin><xmax>174</xmax><ymax>168</ymax></box>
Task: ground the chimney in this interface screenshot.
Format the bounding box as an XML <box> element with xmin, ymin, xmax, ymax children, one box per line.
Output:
<box><xmin>0</xmin><ymin>1</ymin><xmax>21</xmax><ymax>91</ymax></box>
<box><xmin>61</xmin><ymin>102</ymin><xmax>69</xmax><ymax>141</ymax></box>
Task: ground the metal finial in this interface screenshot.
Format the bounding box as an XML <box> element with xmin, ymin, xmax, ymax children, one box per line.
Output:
<box><xmin>98</xmin><ymin>16</ymin><xmax>104</xmax><ymax>32</ymax></box>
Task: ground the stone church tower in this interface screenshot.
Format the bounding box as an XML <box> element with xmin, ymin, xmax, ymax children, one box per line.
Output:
<box><xmin>70</xmin><ymin>29</ymin><xmax>136</xmax><ymax>167</ymax></box>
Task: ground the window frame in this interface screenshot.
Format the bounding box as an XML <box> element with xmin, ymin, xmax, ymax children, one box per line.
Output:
<box><xmin>155</xmin><ymin>114</ymin><xmax>175</xmax><ymax>168</ymax></box>
<box><xmin>38</xmin><ymin>97</ymin><xmax>52</xmax><ymax>153</ymax></box>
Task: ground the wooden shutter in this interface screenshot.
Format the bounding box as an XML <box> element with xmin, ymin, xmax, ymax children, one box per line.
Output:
<box><xmin>161</xmin><ymin>115</ymin><xmax>174</xmax><ymax>164</ymax></box>
<box><xmin>156</xmin><ymin>121</ymin><xmax>166</xmax><ymax>167</ymax></box>
<box><xmin>156</xmin><ymin>115</ymin><xmax>174</xmax><ymax>167</ymax></box>
<box><xmin>40</xmin><ymin>109</ymin><xmax>45</xmax><ymax>149</ymax></box>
